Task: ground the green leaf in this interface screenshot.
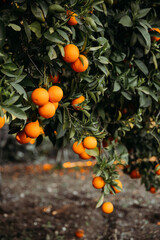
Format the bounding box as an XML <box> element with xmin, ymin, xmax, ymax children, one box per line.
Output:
<box><xmin>85</xmin><ymin>147</ymin><xmax>99</xmax><ymax>156</ymax></box>
<box><xmin>1</xmin><ymin>69</ymin><xmax>15</xmax><ymax>77</ymax></box>
<box><xmin>113</xmin><ymin>81</ymin><xmax>121</xmax><ymax>92</ymax></box>
<box><xmin>136</xmin><ymin>8</ymin><xmax>151</xmax><ymax>19</ymax></box>
<box><xmin>3</xmin><ymin>95</ymin><xmax>20</xmax><ymax>106</ymax></box>
<box><xmin>48</xmin><ymin>4</ymin><xmax>65</xmax><ymax>13</ymax></box>
<box><xmin>96</xmin><ymin>192</ymin><xmax>104</xmax><ymax>208</ymax></box>
<box><xmin>10</xmin><ymin>82</ymin><xmax>28</xmax><ymax>100</ymax></box>
<box><xmin>44</xmin><ymin>31</ymin><xmax>65</xmax><ymax>45</ymax></box>
<box><xmin>119</xmin><ymin>15</ymin><xmax>133</xmax><ymax>27</ymax></box>
<box><xmin>56</xmin><ymin>29</ymin><xmax>70</xmax><ymax>42</ymax></box>
<box><xmin>3</xmin><ymin>106</ymin><xmax>27</xmax><ymax>120</ymax></box>
<box><xmin>8</xmin><ymin>23</ymin><xmax>21</xmax><ymax>31</ymax></box>
<box><xmin>48</xmin><ymin>46</ymin><xmax>57</xmax><ymax>60</ymax></box>
<box><xmin>121</xmin><ymin>91</ymin><xmax>132</xmax><ymax>100</ymax></box>
<box><xmin>136</xmin><ymin>26</ymin><xmax>151</xmax><ymax>49</ymax></box>
<box><xmin>58</xmin><ymin>44</ymin><xmax>65</xmax><ymax>57</ymax></box>
<box><xmin>3</xmin><ymin>63</ymin><xmax>18</xmax><ymax>71</ymax></box>
<box><xmin>85</xmin><ymin>17</ymin><xmax>97</xmax><ymax>31</ymax></box>
<box><xmin>23</xmin><ymin>19</ymin><xmax>31</xmax><ymax>42</ymax></box>
<box><xmin>29</xmin><ymin>21</ymin><xmax>42</xmax><ymax>38</ymax></box>
<box><xmin>134</xmin><ymin>59</ymin><xmax>149</xmax><ymax>75</ymax></box>
<box><xmin>138</xmin><ymin>86</ymin><xmax>158</xmax><ymax>101</ymax></box>
<box><xmin>31</xmin><ymin>3</ymin><xmax>45</xmax><ymax>22</ymax></box>
<box><xmin>138</xmin><ymin>91</ymin><xmax>152</xmax><ymax>107</ymax></box>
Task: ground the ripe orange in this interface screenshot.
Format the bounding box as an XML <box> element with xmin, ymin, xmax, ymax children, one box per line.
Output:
<box><xmin>48</xmin><ymin>86</ymin><xmax>63</xmax><ymax>103</ymax></box>
<box><xmin>38</xmin><ymin>102</ymin><xmax>56</xmax><ymax>119</ymax></box>
<box><xmin>112</xmin><ymin>179</ymin><xmax>123</xmax><ymax>193</ymax></box>
<box><xmin>150</xmin><ymin>186</ymin><xmax>156</xmax><ymax>194</ymax></box>
<box><xmin>63</xmin><ymin>44</ymin><xmax>79</xmax><ymax>63</ymax></box>
<box><xmin>83</xmin><ymin>136</ymin><xmax>97</xmax><ymax>149</ymax></box>
<box><xmin>16</xmin><ymin>131</ymin><xmax>31</xmax><ymax>144</ymax></box>
<box><xmin>79</xmin><ymin>151</ymin><xmax>91</xmax><ymax>160</ymax></box>
<box><xmin>43</xmin><ymin>163</ymin><xmax>52</xmax><ymax>171</ymax></box>
<box><xmin>31</xmin><ymin>88</ymin><xmax>49</xmax><ymax>106</ymax></box>
<box><xmin>67</xmin><ymin>10</ymin><xmax>78</xmax><ymax>26</ymax></box>
<box><xmin>24</xmin><ymin>121</ymin><xmax>40</xmax><ymax>138</ymax></box>
<box><xmin>52</xmin><ymin>102</ymin><xmax>59</xmax><ymax>110</ymax></box>
<box><xmin>92</xmin><ymin>176</ymin><xmax>105</xmax><ymax>189</ymax></box>
<box><xmin>30</xmin><ymin>138</ymin><xmax>36</xmax><ymax>144</ymax></box>
<box><xmin>49</xmin><ymin>73</ymin><xmax>60</xmax><ymax>83</ymax></box>
<box><xmin>155</xmin><ymin>164</ymin><xmax>160</xmax><ymax>175</ymax></box>
<box><xmin>39</xmin><ymin>126</ymin><xmax>45</xmax><ymax>135</ymax></box>
<box><xmin>71</xmin><ymin>55</ymin><xmax>89</xmax><ymax>72</ymax></box>
<box><xmin>151</xmin><ymin>28</ymin><xmax>160</xmax><ymax>41</ymax></box>
<box><xmin>75</xmin><ymin>229</ymin><xmax>84</xmax><ymax>238</ymax></box>
<box><xmin>0</xmin><ymin>116</ymin><xmax>5</xmax><ymax>128</ymax></box>
<box><xmin>72</xmin><ymin>141</ymin><xmax>85</xmax><ymax>154</ymax></box>
<box><xmin>72</xmin><ymin>96</ymin><xmax>85</xmax><ymax>110</ymax></box>
<box><xmin>130</xmin><ymin>169</ymin><xmax>141</xmax><ymax>179</ymax></box>
<box><xmin>102</xmin><ymin>202</ymin><xmax>114</xmax><ymax>214</ymax></box>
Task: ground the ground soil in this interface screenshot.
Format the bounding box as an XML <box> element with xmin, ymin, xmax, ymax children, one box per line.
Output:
<box><xmin>0</xmin><ymin>165</ymin><xmax>160</xmax><ymax>240</ymax></box>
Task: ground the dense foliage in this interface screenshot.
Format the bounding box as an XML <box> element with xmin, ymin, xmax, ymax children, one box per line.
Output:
<box><xmin>0</xmin><ymin>0</ymin><xmax>160</xmax><ymax>206</ymax></box>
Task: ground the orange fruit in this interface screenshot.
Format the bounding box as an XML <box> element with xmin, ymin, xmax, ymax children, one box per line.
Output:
<box><xmin>63</xmin><ymin>44</ymin><xmax>79</xmax><ymax>63</ymax></box>
<box><xmin>155</xmin><ymin>164</ymin><xmax>160</xmax><ymax>175</ymax></box>
<box><xmin>38</xmin><ymin>102</ymin><xmax>56</xmax><ymax>119</ymax></box>
<box><xmin>72</xmin><ymin>141</ymin><xmax>85</xmax><ymax>154</ymax></box>
<box><xmin>16</xmin><ymin>131</ymin><xmax>31</xmax><ymax>144</ymax></box>
<box><xmin>75</xmin><ymin>229</ymin><xmax>84</xmax><ymax>238</ymax></box>
<box><xmin>24</xmin><ymin>121</ymin><xmax>40</xmax><ymax>138</ymax></box>
<box><xmin>72</xmin><ymin>96</ymin><xmax>85</xmax><ymax>110</ymax></box>
<box><xmin>112</xmin><ymin>179</ymin><xmax>123</xmax><ymax>193</ymax></box>
<box><xmin>151</xmin><ymin>28</ymin><xmax>160</xmax><ymax>41</ymax></box>
<box><xmin>0</xmin><ymin>116</ymin><xmax>5</xmax><ymax>128</ymax></box>
<box><xmin>130</xmin><ymin>169</ymin><xmax>141</xmax><ymax>179</ymax></box>
<box><xmin>31</xmin><ymin>88</ymin><xmax>49</xmax><ymax>106</ymax></box>
<box><xmin>30</xmin><ymin>138</ymin><xmax>36</xmax><ymax>144</ymax></box>
<box><xmin>102</xmin><ymin>202</ymin><xmax>114</xmax><ymax>214</ymax></box>
<box><xmin>67</xmin><ymin>10</ymin><xmax>78</xmax><ymax>26</ymax></box>
<box><xmin>83</xmin><ymin>136</ymin><xmax>97</xmax><ymax>149</ymax></box>
<box><xmin>92</xmin><ymin>176</ymin><xmax>105</xmax><ymax>189</ymax></box>
<box><xmin>43</xmin><ymin>163</ymin><xmax>52</xmax><ymax>171</ymax></box>
<box><xmin>49</xmin><ymin>73</ymin><xmax>60</xmax><ymax>83</ymax></box>
<box><xmin>52</xmin><ymin>102</ymin><xmax>59</xmax><ymax>110</ymax></box>
<box><xmin>71</xmin><ymin>55</ymin><xmax>88</xmax><ymax>72</ymax></box>
<box><xmin>48</xmin><ymin>86</ymin><xmax>63</xmax><ymax>103</ymax></box>
<box><xmin>39</xmin><ymin>126</ymin><xmax>45</xmax><ymax>135</ymax></box>
<box><xmin>79</xmin><ymin>151</ymin><xmax>91</xmax><ymax>160</ymax></box>
<box><xmin>150</xmin><ymin>186</ymin><xmax>156</xmax><ymax>194</ymax></box>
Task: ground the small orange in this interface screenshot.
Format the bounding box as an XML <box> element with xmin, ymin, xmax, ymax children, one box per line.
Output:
<box><xmin>72</xmin><ymin>141</ymin><xmax>85</xmax><ymax>154</ymax></box>
<box><xmin>30</xmin><ymin>138</ymin><xmax>36</xmax><ymax>144</ymax></box>
<box><xmin>31</xmin><ymin>88</ymin><xmax>49</xmax><ymax>106</ymax></box>
<box><xmin>49</xmin><ymin>73</ymin><xmax>60</xmax><ymax>83</ymax></box>
<box><xmin>102</xmin><ymin>202</ymin><xmax>114</xmax><ymax>214</ymax></box>
<box><xmin>38</xmin><ymin>102</ymin><xmax>56</xmax><ymax>119</ymax></box>
<box><xmin>0</xmin><ymin>116</ymin><xmax>5</xmax><ymax>128</ymax></box>
<box><xmin>79</xmin><ymin>151</ymin><xmax>91</xmax><ymax>160</ymax></box>
<box><xmin>92</xmin><ymin>176</ymin><xmax>105</xmax><ymax>189</ymax></box>
<box><xmin>111</xmin><ymin>179</ymin><xmax>123</xmax><ymax>193</ymax></box>
<box><xmin>72</xmin><ymin>96</ymin><xmax>85</xmax><ymax>110</ymax></box>
<box><xmin>75</xmin><ymin>229</ymin><xmax>84</xmax><ymax>238</ymax></box>
<box><xmin>24</xmin><ymin>121</ymin><xmax>40</xmax><ymax>138</ymax></box>
<box><xmin>149</xmin><ymin>186</ymin><xmax>156</xmax><ymax>194</ymax></box>
<box><xmin>16</xmin><ymin>131</ymin><xmax>31</xmax><ymax>144</ymax></box>
<box><xmin>67</xmin><ymin>10</ymin><xmax>78</xmax><ymax>26</ymax></box>
<box><xmin>63</xmin><ymin>44</ymin><xmax>79</xmax><ymax>63</ymax></box>
<box><xmin>43</xmin><ymin>163</ymin><xmax>52</xmax><ymax>171</ymax></box>
<box><xmin>71</xmin><ymin>55</ymin><xmax>89</xmax><ymax>72</ymax></box>
<box><xmin>52</xmin><ymin>102</ymin><xmax>59</xmax><ymax>110</ymax></box>
<box><xmin>48</xmin><ymin>86</ymin><xmax>63</xmax><ymax>103</ymax></box>
<box><xmin>130</xmin><ymin>169</ymin><xmax>141</xmax><ymax>179</ymax></box>
<box><xmin>151</xmin><ymin>28</ymin><xmax>160</xmax><ymax>41</ymax></box>
<box><xmin>155</xmin><ymin>164</ymin><xmax>160</xmax><ymax>175</ymax></box>
<box><xmin>83</xmin><ymin>136</ymin><xmax>97</xmax><ymax>149</ymax></box>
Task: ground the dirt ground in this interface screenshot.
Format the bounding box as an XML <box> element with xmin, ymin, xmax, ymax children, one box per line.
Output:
<box><xmin>0</xmin><ymin>165</ymin><xmax>160</xmax><ymax>240</ymax></box>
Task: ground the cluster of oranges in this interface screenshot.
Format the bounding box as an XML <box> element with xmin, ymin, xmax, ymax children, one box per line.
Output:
<box><xmin>31</xmin><ymin>86</ymin><xmax>63</xmax><ymax>119</ymax></box>
<box><xmin>92</xmin><ymin>176</ymin><xmax>123</xmax><ymax>214</ymax></box>
<box><xmin>16</xmin><ymin>120</ymin><xmax>44</xmax><ymax>145</ymax></box>
<box><xmin>63</xmin><ymin>44</ymin><xmax>89</xmax><ymax>73</ymax></box>
<box><xmin>72</xmin><ymin>136</ymin><xmax>97</xmax><ymax>160</ymax></box>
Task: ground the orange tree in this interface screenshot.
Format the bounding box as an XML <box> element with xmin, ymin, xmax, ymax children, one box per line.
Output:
<box><xmin>0</xmin><ymin>0</ymin><xmax>160</xmax><ymax>212</ymax></box>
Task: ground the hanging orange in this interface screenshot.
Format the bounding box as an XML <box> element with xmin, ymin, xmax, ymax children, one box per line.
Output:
<box><xmin>31</xmin><ymin>88</ymin><xmax>49</xmax><ymax>106</ymax></box>
<box><xmin>48</xmin><ymin>86</ymin><xmax>63</xmax><ymax>103</ymax></box>
<box><xmin>63</xmin><ymin>44</ymin><xmax>79</xmax><ymax>63</ymax></box>
<box><xmin>71</xmin><ymin>55</ymin><xmax>88</xmax><ymax>72</ymax></box>
<box><xmin>38</xmin><ymin>102</ymin><xmax>56</xmax><ymax>119</ymax></box>
<box><xmin>67</xmin><ymin>10</ymin><xmax>78</xmax><ymax>26</ymax></box>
